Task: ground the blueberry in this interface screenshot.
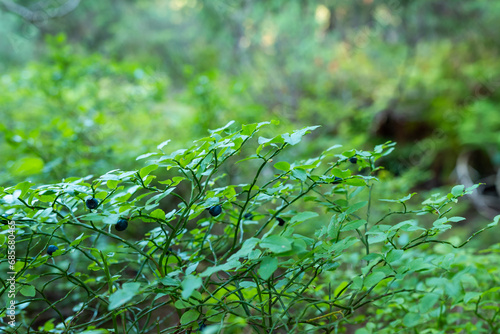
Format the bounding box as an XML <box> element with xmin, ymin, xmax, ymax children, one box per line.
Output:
<box><xmin>349</xmin><ymin>157</ymin><xmax>358</xmax><ymax>164</ymax></box>
<box><xmin>208</xmin><ymin>205</ymin><xmax>222</xmax><ymax>217</ymax></box>
<box><xmin>198</xmin><ymin>323</ymin><xmax>207</xmax><ymax>332</ymax></box>
<box><xmin>333</xmin><ymin>176</ymin><xmax>343</xmax><ymax>183</ymax></box>
<box><xmin>85</xmin><ymin>197</ymin><xmax>99</xmax><ymax>210</ymax></box>
<box><xmin>47</xmin><ymin>245</ymin><xmax>58</xmax><ymax>256</ymax></box>
<box><xmin>115</xmin><ymin>219</ymin><xmax>128</xmax><ymax>231</ymax></box>
<box><xmin>276</xmin><ymin>217</ymin><xmax>285</xmax><ymax>226</ymax></box>
<box><xmin>244</xmin><ymin>213</ymin><xmax>253</xmax><ymax>220</ymax></box>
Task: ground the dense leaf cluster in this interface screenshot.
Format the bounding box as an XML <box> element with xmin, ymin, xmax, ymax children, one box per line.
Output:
<box><xmin>1</xmin><ymin>122</ymin><xmax>498</xmax><ymax>333</ymax></box>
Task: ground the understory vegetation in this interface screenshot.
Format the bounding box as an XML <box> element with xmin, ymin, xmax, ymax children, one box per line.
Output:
<box><xmin>1</xmin><ymin>1</ymin><xmax>500</xmax><ymax>333</ymax></box>
<box><xmin>1</xmin><ymin>122</ymin><xmax>499</xmax><ymax>333</ymax></box>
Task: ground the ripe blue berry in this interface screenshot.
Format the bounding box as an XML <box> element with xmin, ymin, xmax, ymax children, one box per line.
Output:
<box><xmin>244</xmin><ymin>213</ymin><xmax>253</xmax><ymax>220</ymax></box>
<box><xmin>208</xmin><ymin>205</ymin><xmax>222</xmax><ymax>217</ymax></box>
<box><xmin>276</xmin><ymin>217</ymin><xmax>285</xmax><ymax>226</ymax></box>
<box><xmin>86</xmin><ymin>197</ymin><xmax>99</xmax><ymax>210</ymax></box>
<box><xmin>349</xmin><ymin>157</ymin><xmax>358</xmax><ymax>164</ymax></box>
<box><xmin>47</xmin><ymin>245</ymin><xmax>58</xmax><ymax>256</ymax></box>
<box><xmin>115</xmin><ymin>219</ymin><xmax>128</xmax><ymax>231</ymax></box>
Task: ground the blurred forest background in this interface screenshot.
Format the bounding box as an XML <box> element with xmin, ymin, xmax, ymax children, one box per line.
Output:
<box><xmin>1</xmin><ymin>0</ymin><xmax>499</xmax><ymax>242</ymax></box>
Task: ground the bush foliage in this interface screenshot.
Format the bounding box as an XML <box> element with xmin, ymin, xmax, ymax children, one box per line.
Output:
<box><xmin>1</xmin><ymin>122</ymin><xmax>498</xmax><ymax>333</ymax></box>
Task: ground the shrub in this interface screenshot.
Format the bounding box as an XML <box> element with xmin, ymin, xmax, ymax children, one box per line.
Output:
<box><xmin>0</xmin><ymin>121</ymin><xmax>498</xmax><ymax>333</ymax></box>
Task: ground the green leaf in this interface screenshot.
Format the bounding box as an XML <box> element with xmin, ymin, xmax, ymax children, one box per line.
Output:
<box><xmin>364</xmin><ymin>272</ymin><xmax>385</xmax><ymax>287</ymax></box>
<box><xmin>291</xmin><ymin>239</ymin><xmax>308</xmax><ymax>254</ymax></box>
<box><xmin>209</xmin><ymin>120</ymin><xmax>235</xmax><ymax>134</ymax></box>
<box><xmin>341</xmin><ymin>219</ymin><xmax>366</xmax><ymax>232</ymax></box>
<box><xmin>367</xmin><ymin>233</ymin><xmax>386</xmax><ymax>244</ymax></box>
<box><xmin>206</xmin><ymin>308</ymin><xmax>225</xmax><ymax>322</ymax></box>
<box><xmin>20</xmin><ymin>285</ymin><xmax>36</xmax><ymax>297</ymax></box>
<box><xmin>70</xmin><ymin>233</ymin><xmax>91</xmax><ymax>247</ymax></box>
<box><xmin>334</xmin><ymin>281</ymin><xmax>349</xmax><ymax>297</ymax></box>
<box><xmin>290</xmin><ymin>211</ymin><xmax>319</xmax><ymax>225</ymax></box>
<box><xmin>451</xmin><ymin>185</ymin><xmax>465</xmax><ymax>197</ymax></box>
<box><xmin>488</xmin><ymin>215</ymin><xmax>500</xmax><ymax>227</ymax></box>
<box><xmin>419</xmin><ymin>293</ymin><xmax>440</xmax><ymax>313</ymax></box>
<box><xmin>331</xmin><ymin>168</ymin><xmax>351</xmax><ymax>179</ymax></box>
<box><xmin>464</xmin><ymin>292</ymin><xmax>482</xmax><ymax>304</ymax></box>
<box><xmin>325</xmin><ymin>144</ymin><xmax>342</xmax><ymax>152</ymax></box>
<box><xmin>241</xmin><ymin>123</ymin><xmax>258</xmax><ymax>136</ymax></box>
<box><xmin>43</xmin><ymin>319</ymin><xmax>55</xmax><ymax>331</ymax></box>
<box><xmin>448</xmin><ymin>216</ymin><xmax>466</xmax><ymax>222</ymax></box>
<box><xmin>403</xmin><ymin>312</ymin><xmax>421</xmax><ymax>327</ymax></box>
<box><xmin>380</xmin><ymin>193</ymin><xmax>417</xmax><ymax>203</ymax></box>
<box><xmin>103</xmin><ymin>213</ymin><xmax>121</xmax><ymax>226</ymax></box>
<box><xmin>260</xmin><ymin>235</ymin><xmax>292</xmax><ymax>254</ymax></box>
<box><xmin>386</xmin><ymin>249</ymin><xmax>404</xmax><ymax>263</ymax></box>
<box><xmin>433</xmin><ymin>217</ymin><xmax>451</xmax><ymax>231</ymax></box>
<box><xmin>159</xmin><ymin>276</ymin><xmax>180</xmax><ymax>286</ymax></box>
<box><xmin>150</xmin><ymin>208</ymin><xmax>166</xmax><ymax>220</ymax></box>
<box><xmin>181</xmin><ymin>275</ymin><xmax>202</xmax><ymax>299</ymax></box>
<box><xmin>108</xmin><ymin>282</ymin><xmax>141</xmax><ymax>310</ymax></box>
<box><xmin>282</xmin><ymin>126</ymin><xmax>320</xmax><ymax>145</ymax></box>
<box><xmin>175</xmin><ymin>299</ymin><xmax>191</xmax><ymax>309</ymax></box>
<box><xmin>180</xmin><ymin>309</ymin><xmax>199</xmax><ymax>325</ymax></box>
<box><xmin>329</xmin><ymin>236</ymin><xmax>359</xmax><ymax>253</ymax></box>
<box><xmin>258</xmin><ymin>135</ymin><xmax>284</xmax><ymax>146</ymax></box>
<box><xmin>351</xmin><ymin>276</ymin><xmax>363</xmax><ymax>289</ymax></box>
<box><xmin>79</xmin><ymin>213</ymin><xmax>104</xmax><ymax>221</ymax></box>
<box><xmin>345</xmin><ymin>201</ymin><xmax>368</xmax><ymax>215</ymax></box>
<box><xmin>137</xmin><ymin>152</ymin><xmax>159</xmax><ymax>160</ymax></box>
<box><xmin>274</xmin><ymin>161</ymin><xmax>290</xmax><ymax>171</ymax></box>
<box><xmin>186</xmin><ymin>262</ymin><xmax>199</xmax><ymax>276</ymax></box>
<box><xmin>14</xmin><ymin>181</ymin><xmax>33</xmax><ymax>198</ymax></box>
<box><xmin>228</xmin><ymin>238</ymin><xmax>259</xmax><ymax>261</ymax></box>
<box><xmin>406</xmin><ymin>258</ymin><xmax>432</xmax><ymax>272</ymax></box>
<box><xmin>464</xmin><ymin>184</ymin><xmax>481</xmax><ymax>193</ymax></box>
<box><xmin>344</xmin><ymin>178</ymin><xmax>366</xmax><ymax>186</ymax></box>
<box><xmin>258</xmin><ymin>256</ymin><xmax>278</xmax><ymax>280</ymax></box>
<box><xmin>362</xmin><ymin>253</ymin><xmax>383</xmax><ymax>262</ymax></box>
<box><xmin>157</xmin><ymin>139</ymin><xmax>171</xmax><ymax>150</ymax></box>
<box><xmin>291</xmin><ymin>168</ymin><xmax>307</xmax><ymax>181</ymax></box>
<box><xmin>200</xmin><ymin>260</ymin><xmax>241</xmax><ymax>277</ymax></box>
<box><xmin>139</xmin><ymin>164</ymin><xmax>159</xmax><ymax>179</ymax></box>
<box><xmin>106</xmin><ymin>180</ymin><xmax>119</xmax><ymax>189</ymax></box>
<box><xmin>481</xmin><ymin>287</ymin><xmax>500</xmax><ymax>296</ymax></box>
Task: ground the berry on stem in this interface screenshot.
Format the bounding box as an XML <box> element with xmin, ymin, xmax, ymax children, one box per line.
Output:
<box><xmin>349</xmin><ymin>157</ymin><xmax>358</xmax><ymax>164</ymax></box>
<box><xmin>276</xmin><ymin>217</ymin><xmax>286</xmax><ymax>226</ymax></box>
<box><xmin>115</xmin><ymin>219</ymin><xmax>128</xmax><ymax>231</ymax></box>
<box><xmin>208</xmin><ymin>205</ymin><xmax>222</xmax><ymax>217</ymax></box>
<box><xmin>198</xmin><ymin>323</ymin><xmax>207</xmax><ymax>332</ymax></box>
<box><xmin>244</xmin><ymin>213</ymin><xmax>253</xmax><ymax>220</ymax></box>
<box><xmin>86</xmin><ymin>197</ymin><xmax>99</xmax><ymax>210</ymax></box>
<box><xmin>47</xmin><ymin>245</ymin><xmax>58</xmax><ymax>256</ymax></box>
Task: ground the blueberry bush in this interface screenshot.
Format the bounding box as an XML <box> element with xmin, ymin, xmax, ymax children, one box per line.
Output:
<box><xmin>1</xmin><ymin>122</ymin><xmax>499</xmax><ymax>333</ymax></box>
